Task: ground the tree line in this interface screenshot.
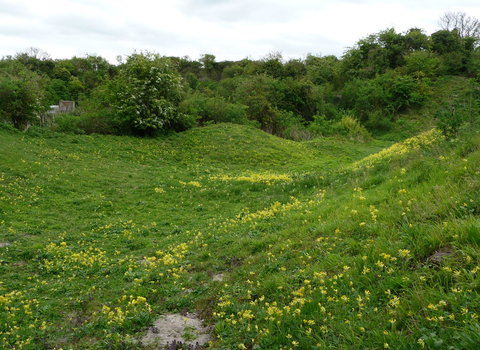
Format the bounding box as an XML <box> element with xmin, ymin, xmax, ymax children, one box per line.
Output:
<box><xmin>1</xmin><ymin>11</ymin><xmax>480</xmax><ymax>139</ymax></box>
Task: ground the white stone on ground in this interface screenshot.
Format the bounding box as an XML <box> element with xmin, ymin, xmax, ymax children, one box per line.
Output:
<box><xmin>141</xmin><ymin>313</ymin><xmax>212</xmax><ymax>348</ymax></box>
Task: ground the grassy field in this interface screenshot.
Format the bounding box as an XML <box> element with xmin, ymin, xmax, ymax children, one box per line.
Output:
<box><xmin>1</xmin><ymin>122</ymin><xmax>480</xmax><ymax>349</ymax></box>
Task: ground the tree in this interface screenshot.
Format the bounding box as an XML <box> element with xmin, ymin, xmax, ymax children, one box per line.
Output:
<box><xmin>438</xmin><ymin>11</ymin><xmax>480</xmax><ymax>40</ymax></box>
<box><xmin>431</xmin><ymin>29</ymin><xmax>463</xmax><ymax>54</ymax></box>
<box><xmin>68</xmin><ymin>55</ymin><xmax>116</xmax><ymax>94</ymax></box>
<box><xmin>199</xmin><ymin>54</ymin><xmax>217</xmax><ymax>79</ymax></box>
<box><xmin>341</xmin><ymin>28</ymin><xmax>429</xmax><ymax>79</ymax></box>
<box><xmin>0</xmin><ymin>62</ymin><xmax>48</xmax><ymax>130</ymax></box>
<box><xmin>14</xmin><ymin>48</ymin><xmax>55</xmax><ymax>77</ymax></box>
<box><xmin>97</xmin><ymin>51</ymin><xmax>193</xmax><ymax>135</ymax></box>
<box><xmin>22</xmin><ymin>47</ymin><xmax>51</xmax><ymax>60</ymax></box>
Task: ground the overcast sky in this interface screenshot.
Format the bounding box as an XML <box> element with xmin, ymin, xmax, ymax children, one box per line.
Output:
<box><xmin>1</xmin><ymin>0</ymin><xmax>479</xmax><ymax>63</ymax></box>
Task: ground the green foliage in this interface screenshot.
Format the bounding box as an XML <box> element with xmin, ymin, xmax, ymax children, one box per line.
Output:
<box><xmin>97</xmin><ymin>51</ymin><xmax>193</xmax><ymax>135</ymax></box>
<box><xmin>54</xmin><ymin>113</ymin><xmax>86</xmax><ymax>134</ymax></box>
<box><xmin>431</xmin><ymin>29</ymin><xmax>464</xmax><ymax>55</ymax></box>
<box><xmin>14</xmin><ymin>48</ymin><xmax>55</xmax><ymax>76</ymax></box>
<box><xmin>233</xmin><ymin>75</ymin><xmax>286</xmax><ymax>134</ymax></box>
<box><xmin>307</xmin><ymin>114</ymin><xmax>372</xmax><ymax>142</ymax></box>
<box><xmin>339</xmin><ymin>115</ymin><xmax>372</xmax><ymax>142</ymax></box>
<box><xmin>0</xmin><ymin>122</ymin><xmax>19</xmax><ymax>133</ymax></box>
<box><xmin>435</xmin><ymin>102</ymin><xmax>466</xmax><ymax>139</ymax></box>
<box><xmin>0</xmin><ymin>62</ymin><xmax>48</xmax><ymax>130</ymax></box>
<box><xmin>262</xmin><ymin>57</ymin><xmax>285</xmax><ymax>79</ymax></box>
<box><xmin>430</xmin><ymin>29</ymin><xmax>479</xmax><ymax>75</ymax></box>
<box><xmin>341</xmin><ymin>71</ymin><xmax>428</xmax><ymax>131</ymax></box>
<box><xmin>67</xmin><ymin>55</ymin><xmax>116</xmax><ymax>94</ymax></box>
<box><xmin>199</xmin><ymin>54</ymin><xmax>219</xmax><ymax>80</ymax></box>
<box><xmin>388</xmin><ymin>74</ymin><xmax>424</xmax><ymax>111</ymax></box>
<box><xmin>284</xmin><ymin>58</ymin><xmax>307</xmax><ymax>78</ymax></box>
<box><xmin>53</xmin><ymin>66</ymin><xmax>72</xmax><ymax>81</ymax></box>
<box><xmin>305</xmin><ymin>54</ymin><xmax>341</xmax><ymax>86</ymax></box>
<box><xmin>180</xmin><ymin>93</ymin><xmax>249</xmax><ymax>126</ymax></box>
<box><xmin>403</xmin><ymin>51</ymin><xmax>442</xmax><ymax>78</ymax></box>
<box><xmin>4</xmin><ymin>21</ymin><xmax>480</xmax><ymax>141</ymax></box>
<box><xmin>46</xmin><ymin>79</ymin><xmax>71</xmax><ymax>104</ymax></box>
<box><xmin>308</xmin><ymin>114</ymin><xmax>341</xmax><ymax>136</ymax></box>
<box><xmin>341</xmin><ymin>77</ymin><xmax>389</xmax><ymax>125</ymax></box>
<box><xmin>341</xmin><ymin>28</ymin><xmax>429</xmax><ymax>79</ymax></box>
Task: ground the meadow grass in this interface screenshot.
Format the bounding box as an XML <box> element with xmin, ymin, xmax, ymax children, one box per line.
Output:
<box><xmin>1</xmin><ymin>122</ymin><xmax>479</xmax><ymax>349</ymax></box>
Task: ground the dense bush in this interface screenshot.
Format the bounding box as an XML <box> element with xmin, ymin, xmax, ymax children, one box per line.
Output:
<box><xmin>402</xmin><ymin>51</ymin><xmax>442</xmax><ymax>77</ymax></box>
<box><xmin>94</xmin><ymin>52</ymin><xmax>195</xmax><ymax>136</ymax></box>
<box><xmin>435</xmin><ymin>103</ymin><xmax>466</xmax><ymax>140</ymax></box>
<box><xmin>0</xmin><ymin>62</ymin><xmax>48</xmax><ymax>130</ymax></box>
<box><xmin>180</xmin><ymin>93</ymin><xmax>249</xmax><ymax>126</ymax></box>
<box><xmin>341</xmin><ymin>71</ymin><xmax>428</xmax><ymax>130</ymax></box>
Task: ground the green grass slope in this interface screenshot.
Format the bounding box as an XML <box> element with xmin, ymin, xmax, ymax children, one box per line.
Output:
<box><xmin>0</xmin><ymin>123</ymin><xmax>479</xmax><ymax>349</ymax></box>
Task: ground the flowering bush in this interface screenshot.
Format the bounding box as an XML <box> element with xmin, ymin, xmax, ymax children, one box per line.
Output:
<box><xmin>98</xmin><ymin>51</ymin><xmax>195</xmax><ymax>135</ymax></box>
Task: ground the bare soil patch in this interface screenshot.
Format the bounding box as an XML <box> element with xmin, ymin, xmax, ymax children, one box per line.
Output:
<box><xmin>428</xmin><ymin>248</ymin><xmax>454</xmax><ymax>265</ymax></box>
<box><xmin>212</xmin><ymin>274</ymin><xmax>224</xmax><ymax>282</ymax></box>
<box><xmin>141</xmin><ymin>313</ymin><xmax>212</xmax><ymax>348</ymax></box>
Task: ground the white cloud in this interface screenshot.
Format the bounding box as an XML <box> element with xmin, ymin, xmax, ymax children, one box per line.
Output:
<box><xmin>0</xmin><ymin>0</ymin><xmax>479</xmax><ymax>62</ymax></box>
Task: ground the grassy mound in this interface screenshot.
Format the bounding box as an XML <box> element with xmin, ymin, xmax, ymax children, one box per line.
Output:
<box><xmin>1</xmin><ymin>123</ymin><xmax>479</xmax><ymax>349</ymax></box>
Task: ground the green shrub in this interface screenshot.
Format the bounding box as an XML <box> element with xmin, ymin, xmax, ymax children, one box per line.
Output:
<box><xmin>95</xmin><ymin>51</ymin><xmax>192</xmax><ymax>136</ymax></box>
<box><xmin>435</xmin><ymin>103</ymin><xmax>466</xmax><ymax>140</ymax></box>
<box><xmin>180</xmin><ymin>93</ymin><xmax>248</xmax><ymax>126</ymax></box>
<box><xmin>0</xmin><ymin>122</ymin><xmax>19</xmax><ymax>133</ymax></box>
<box><xmin>0</xmin><ymin>62</ymin><xmax>48</xmax><ymax>130</ymax></box>
<box><xmin>403</xmin><ymin>51</ymin><xmax>442</xmax><ymax>78</ymax></box>
<box><xmin>308</xmin><ymin>115</ymin><xmax>344</xmax><ymax>137</ymax></box>
<box><xmin>340</xmin><ymin>115</ymin><xmax>372</xmax><ymax>142</ymax></box>
<box><xmin>54</xmin><ymin>113</ymin><xmax>85</xmax><ymax>135</ymax></box>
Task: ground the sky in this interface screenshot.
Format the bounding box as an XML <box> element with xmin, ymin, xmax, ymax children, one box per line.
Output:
<box><xmin>1</xmin><ymin>0</ymin><xmax>479</xmax><ymax>64</ymax></box>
